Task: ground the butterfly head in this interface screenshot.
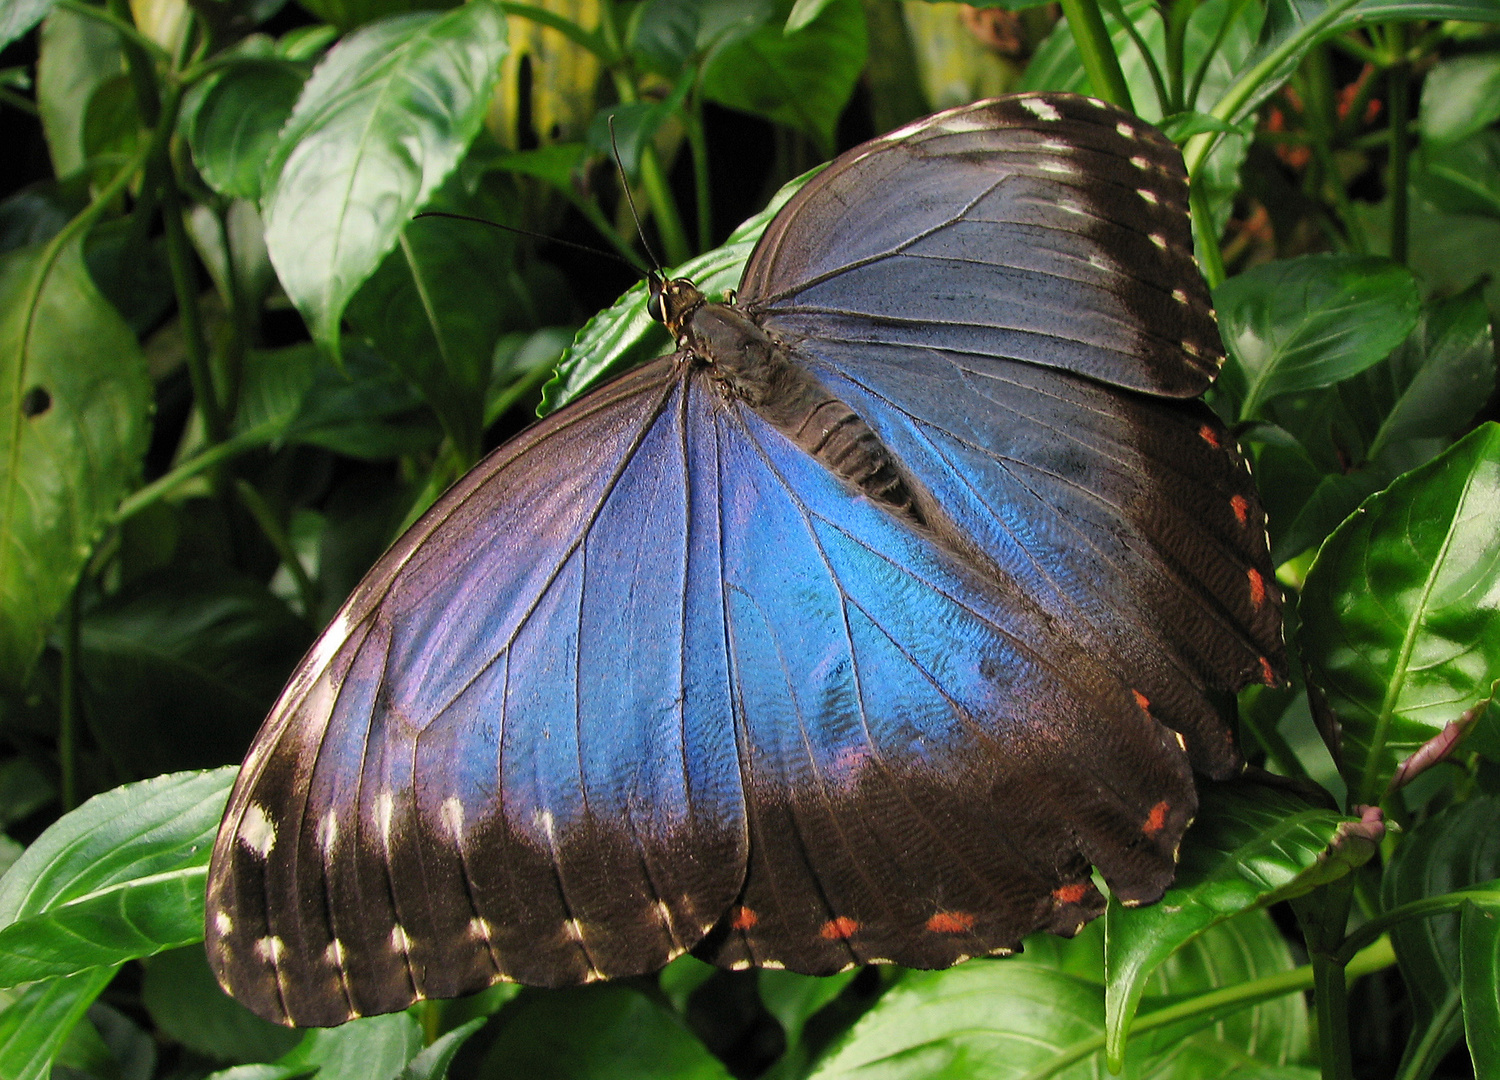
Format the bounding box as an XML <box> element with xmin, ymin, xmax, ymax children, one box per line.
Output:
<box><xmin>647</xmin><ymin>273</ymin><xmax>706</xmax><ymax>340</ymax></box>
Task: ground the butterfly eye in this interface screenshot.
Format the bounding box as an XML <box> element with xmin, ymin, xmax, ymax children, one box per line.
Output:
<box><xmin>647</xmin><ymin>289</ymin><xmax>665</xmax><ymax>324</ymax></box>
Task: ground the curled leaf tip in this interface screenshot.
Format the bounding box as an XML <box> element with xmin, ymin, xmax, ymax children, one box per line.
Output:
<box><xmin>1386</xmin><ymin>712</ymin><xmax>1482</xmax><ymax>795</ymax></box>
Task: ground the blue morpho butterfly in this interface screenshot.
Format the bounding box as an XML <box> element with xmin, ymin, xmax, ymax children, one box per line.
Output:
<box><xmin>207</xmin><ymin>91</ymin><xmax>1285</xmax><ymax>1027</ymax></box>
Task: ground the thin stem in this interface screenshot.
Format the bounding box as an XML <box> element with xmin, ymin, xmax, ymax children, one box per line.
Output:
<box><xmin>1182</xmin><ymin>0</ymin><xmax>1364</xmax><ymax>176</ymax></box>
<box><xmin>0</xmin><ymin>87</ymin><xmax>40</xmax><ymax>116</ymax></box>
<box><xmin>1189</xmin><ymin>180</ymin><xmax>1225</xmax><ymax>287</ymax></box>
<box><xmin>1386</xmin><ymin>25</ymin><xmax>1410</xmax><ymax>264</ymax></box>
<box><xmin>1057</xmin><ymin>0</ymin><xmax>1135</xmax><ymax>110</ymax></box>
<box><xmin>486</xmin><ymin>357</ymin><xmax>566</xmax><ymax>427</ymax></box>
<box><xmin>1104</xmin><ymin>0</ymin><xmax>1169</xmax><ymax>115</ymax></box>
<box><xmin>1335</xmin><ymin>884</ymin><xmax>1500</xmax><ymax>964</ymax></box>
<box><xmin>1186</xmin><ymin>0</ymin><xmax>1250</xmax><ymax>110</ymax></box>
<box><xmin>56</xmin><ymin>0</ymin><xmax>171</xmax><ymax>65</ymax></box>
<box><xmin>109</xmin><ymin>426</ymin><xmax>275</xmax><ymax>527</ymax></box>
<box><xmin>1301</xmin><ymin>876</ymin><xmax>1357</xmax><ymax>1080</ymax></box>
<box><xmin>686</xmin><ymin>88</ymin><xmax>713</xmax><ymax>252</ymax></box>
<box><xmin>1304</xmin><ymin>45</ymin><xmax>1367</xmax><ymax>254</ymax></box>
<box><xmin>57</xmin><ymin>586</ymin><xmax>82</xmax><ymax>812</ymax></box>
<box><xmin>1013</xmin><ymin>936</ymin><xmax>1394</xmax><ymax>1080</ymax></box>
<box><xmin>1165</xmin><ymin>0</ymin><xmax>1199</xmax><ymax>113</ymax></box>
<box><xmin>234</xmin><ymin>480</ymin><xmax>319</xmax><ymax>619</ymax></box>
<box><xmin>608</xmin><ymin>68</ymin><xmax>691</xmax><ymax>266</ymax></box>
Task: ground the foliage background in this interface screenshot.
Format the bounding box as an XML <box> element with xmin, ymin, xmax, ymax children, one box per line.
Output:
<box><xmin>0</xmin><ymin>0</ymin><xmax>1499</xmax><ymax>1077</ymax></box>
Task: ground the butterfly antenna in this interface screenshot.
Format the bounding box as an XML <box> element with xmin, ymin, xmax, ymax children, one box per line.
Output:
<box><xmin>608</xmin><ymin>116</ymin><xmax>666</xmax><ymax>278</ymax></box>
<box><xmin>411</xmin><ymin>211</ymin><xmax>647</xmax><ymax>276</ymax></box>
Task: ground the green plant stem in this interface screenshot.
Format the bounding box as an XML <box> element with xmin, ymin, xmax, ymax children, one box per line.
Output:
<box><xmin>109</xmin><ymin>426</ymin><xmax>274</xmax><ymax>527</ymax></box>
<box><xmin>486</xmin><ymin>357</ymin><xmax>564</xmax><ymax>426</ymax></box>
<box><xmin>1386</xmin><ymin>25</ymin><xmax>1410</xmax><ymax>264</ymax></box>
<box><xmin>1185</xmin><ymin>0</ymin><xmax>1250</xmax><ymax>110</ymax></box>
<box><xmin>686</xmin><ymin>90</ymin><xmax>714</xmax><ymax>253</ymax></box>
<box><xmin>1182</xmin><ymin>0</ymin><xmax>1363</xmax><ymax>177</ymax></box>
<box><xmin>1303</xmin><ymin>46</ymin><xmax>1367</xmax><ymax>254</ymax></box>
<box><xmin>0</xmin><ymin>86</ymin><xmax>40</xmax><ymax>116</ymax></box>
<box><xmin>1165</xmin><ymin>0</ymin><xmax>1198</xmax><ymax>112</ymax></box>
<box><xmin>1335</xmin><ymin>883</ymin><xmax>1500</xmax><ymax>963</ymax></box>
<box><xmin>1098</xmin><ymin>0</ymin><xmax>1167</xmax><ymax>115</ymax></box>
<box><xmin>1189</xmin><ymin>180</ymin><xmax>1225</xmax><ymax>288</ymax></box>
<box><xmin>1014</xmin><ymin>936</ymin><xmax>1395</xmax><ymax>1080</ymax></box>
<box><xmin>57</xmin><ymin>586</ymin><xmax>82</xmax><ymax>812</ymax></box>
<box><xmin>55</xmin><ymin>0</ymin><xmax>171</xmax><ymax>66</ymax></box>
<box><xmin>1301</xmin><ymin>876</ymin><xmax>1358</xmax><ymax>1080</ymax></box>
<box><xmin>1057</xmin><ymin>0</ymin><xmax>1134</xmax><ymax>110</ymax></box>
<box><xmin>233</xmin><ymin>480</ymin><xmax>319</xmax><ymax>618</ymax></box>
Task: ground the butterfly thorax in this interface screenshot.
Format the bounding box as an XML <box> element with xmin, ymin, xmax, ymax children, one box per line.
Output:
<box><xmin>654</xmin><ymin>279</ymin><xmax>923</xmax><ymax>525</ymax></box>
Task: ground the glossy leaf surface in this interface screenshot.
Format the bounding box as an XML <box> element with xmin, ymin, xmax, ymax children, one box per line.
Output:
<box><xmin>0</xmin><ymin>769</ymin><xmax>233</xmax><ymax>987</ymax></box>
<box><xmin>262</xmin><ymin>2</ymin><xmax>509</xmax><ymax>351</ymax></box>
<box><xmin>1301</xmin><ymin>424</ymin><xmax>1500</xmax><ymax>805</ymax></box>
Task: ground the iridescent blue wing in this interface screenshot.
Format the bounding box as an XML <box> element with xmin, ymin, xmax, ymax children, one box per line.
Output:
<box><xmin>692</xmin><ymin>392</ymin><xmax>1197</xmax><ymax>974</ymax></box>
<box><xmin>207</xmin><ymin>358</ymin><xmax>750</xmax><ymax>1026</ymax></box>
<box><xmin>739</xmin><ymin>93</ymin><xmax>1284</xmax><ymax>780</ymax></box>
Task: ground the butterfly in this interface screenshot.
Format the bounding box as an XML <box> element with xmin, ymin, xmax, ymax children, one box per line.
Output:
<box><xmin>206</xmin><ymin>92</ymin><xmax>1285</xmax><ymax>1027</ymax></box>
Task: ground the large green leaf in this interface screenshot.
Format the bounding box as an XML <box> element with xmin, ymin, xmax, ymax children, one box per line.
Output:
<box><xmin>0</xmin><ymin>966</ymin><xmax>118</xmax><ymax>1080</ymax></box>
<box><xmin>1104</xmin><ymin>781</ymin><xmax>1369</xmax><ymax>1065</ymax></box>
<box><xmin>701</xmin><ymin>0</ymin><xmax>866</xmax><ymax>154</ymax></box>
<box><xmin>276</xmin><ymin>1012</ymin><xmax>423</xmax><ymax>1080</ymax></box>
<box><xmin>631</xmin><ymin>0</ymin><xmax>772</xmax><ymax>76</ymax></box>
<box><xmin>1381</xmin><ymin>796</ymin><xmax>1500</xmax><ymax>1080</ymax></box>
<box><xmin>79</xmin><ymin>571</ymin><xmax>312</xmax><ymax>778</ymax></box>
<box><xmin>1213</xmin><ymin>254</ymin><xmax>1420</xmax><ymax>420</ymax></box>
<box><xmin>0</xmin><ymin>768</ymin><xmax>234</xmax><ymax>987</ymax></box>
<box><xmin>477</xmin><ymin>985</ymin><xmax>732</xmax><ymax>1079</ymax></box>
<box><xmin>142</xmin><ymin>947</ymin><xmax>301</xmax><ymax>1065</ymax></box>
<box><xmin>1300</xmin><ymin>424</ymin><xmax>1500</xmax><ymax>806</ymax></box>
<box><xmin>542</xmin><ymin>166</ymin><xmax>817</xmax><ymax>412</ymax></box>
<box><xmin>1461</xmin><ymin>896</ymin><xmax>1500</xmax><ymax>1077</ymax></box>
<box><xmin>262</xmin><ymin>1</ymin><xmax>509</xmax><ymax>353</ymax></box>
<box><xmin>34</xmin><ymin>7</ymin><xmax>124</xmax><ymax>178</ymax></box>
<box><xmin>1419</xmin><ymin>53</ymin><xmax>1500</xmax><ymax>147</ymax></box>
<box><xmin>1268</xmin><ymin>284</ymin><xmax>1496</xmax><ymax>564</ymax></box>
<box><xmin>186</xmin><ymin>58</ymin><xmax>308</xmax><ymax>202</ymax></box>
<box><xmin>0</xmin><ymin>234</ymin><xmax>151</xmax><ymax>689</ymax></box>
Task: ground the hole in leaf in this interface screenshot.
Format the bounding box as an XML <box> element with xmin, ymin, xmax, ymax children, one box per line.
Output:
<box><xmin>21</xmin><ymin>386</ymin><xmax>51</xmax><ymax>417</ymax></box>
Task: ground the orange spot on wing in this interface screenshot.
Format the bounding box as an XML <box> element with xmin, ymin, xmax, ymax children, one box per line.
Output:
<box><xmin>731</xmin><ymin>906</ymin><xmax>758</xmax><ymax>931</ymax></box>
<box><xmin>820</xmin><ymin>916</ymin><xmax>859</xmax><ymax>940</ymax></box>
<box><xmin>926</xmin><ymin>911</ymin><xmax>976</xmax><ymax>933</ymax></box>
<box><xmin>1247</xmin><ymin>568</ymin><xmax>1266</xmax><ymax>607</ymax></box>
<box><xmin>1260</xmin><ymin>656</ymin><xmax>1278</xmax><ymax>685</ymax></box>
<box><xmin>1198</xmin><ymin>424</ymin><xmax>1221</xmax><ymax>448</ymax></box>
<box><xmin>1143</xmin><ymin>801</ymin><xmax>1170</xmax><ymax>836</ymax></box>
<box><xmin>1132</xmin><ymin>689</ymin><xmax>1151</xmax><ymax>713</ymax></box>
<box><xmin>1052</xmin><ymin>882</ymin><xmax>1089</xmax><ymax>904</ymax></box>
<box><xmin>1230</xmin><ymin>494</ymin><xmax>1249</xmax><ymax>526</ymax></box>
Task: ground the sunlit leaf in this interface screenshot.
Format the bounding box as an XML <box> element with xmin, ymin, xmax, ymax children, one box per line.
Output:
<box><xmin>1301</xmin><ymin>424</ymin><xmax>1500</xmax><ymax>806</ymax></box>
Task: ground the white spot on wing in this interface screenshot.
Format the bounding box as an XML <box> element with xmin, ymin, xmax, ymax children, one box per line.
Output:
<box><xmin>1019</xmin><ymin>96</ymin><xmax>1062</xmax><ymax>121</ymax></box>
<box><xmin>564</xmin><ymin>918</ymin><xmax>585</xmax><ymax>942</ymax></box>
<box><xmin>935</xmin><ymin>112</ymin><xmax>996</xmax><ymax>134</ymax></box>
<box><xmin>469</xmin><ymin>917</ymin><xmax>495</xmax><ymax>941</ymax></box>
<box><xmin>1040</xmin><ymin>138</ymin><xmax>1069</xmax><ymax>152</ymax></box>
<box><xmin>1172</xmin><ymin>288</ymin><xmax>1189</xmax><ymax>304</ymax></box>
<box><xmin>730</xmin><ymin>960</ymin><xmax>751</xmax><ymax>971</ymax></box>
<box><xmin>533</xmin><ymin>808</ymin><xmax>556</xmax><ymax>844</ymax></box>
<box><xmin>254</xmin><ymin>936</ymin><xmax>284</xmax><ymax>964</ymax></box>
<box><xmin>442</xmin><ymin>797</ymin><xmax>464</xmax><ymax>840</ymax></box>
<box><xmin>762</xmin><ymin>959</ymin><xmax>785</xmax><ymax>970</ymax></box>
<box><xmin>317</xmin><ymin>808</ymin><xmax>339</xmax><ymax>854</ymax></box>
<box><xmin>1131</xmin><ymin>155</ymin><xmax>1151</xmax><ymax>171</ymax></box>
<box><xmin>1139</xmin><ymin>189</ymin><xmax>1160</xmax><ymax>205</ymax></box>
<box><xmin>240</xmin><ymin>804</ymin><xmax>276</xmax><ymax>858</ymax></box>
<box><xmin>214</xmin><ymin>911</ymin><xmax>233</xmax><ymax>936</ymax></box>
<box><xmin>374</xmin><ymin>791</ymin><xmax>394</xmax><ymax>846</ymax></box>
<box><xmin>391</xmin><ymin>924</ymin><xmax>412</xmax><ymax>952</ymax></box>
<box><xmin>1038</xmin><ymin>160</ymin><xmax>1075</xmax><ymax>176</ymax></box>
<box><xmin>324</xmin><ymin>939</ymin><xmax>346</xmax><ymax>967</ymax></box>
<box><xmin>655</xmin><ymin>901</ymin><xmax>673</xmax><ymax>927</ymax></box>
<box><xmin>1149</xmin><ymin>233</ymin><xmax>1168</xmax><ymax>250</ymax></box>
<box><xmin>1116</xmin><ymin>121</ymin><xmax>1134</xmax><ymax>138</ymax></box>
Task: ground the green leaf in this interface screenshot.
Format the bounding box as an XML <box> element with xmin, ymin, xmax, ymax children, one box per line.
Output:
<box><xmin>35</xmin><ymin>7</ymin><xmax>124</xmax><ymax>179</ymax></box>
<box><xmin>542</xmin><ymin>165</ymin><xmax>818</xmax><ymax>412</ymax></box>
<box><xmin>759</xmin><ymin>968</ymin><xmax>858</xmax><ymax>1055</ymax></box>
<box><xmin>1419</xmin><ymin>53</ymin><xmax>1500</xmax><ymax>147</ymax></box>
<box><xmin>142</xmin><ymin>947</ymin><xmax>301</xmax><ymax>1065</ymax></box>
<box><xmin>79</xmin><ymin>571</ymin><xmax>312</xmax><ymax>778</ymax></box>
<box><xmin>0</xmin><ymin>234</ymin><xmax>151</xmax><ymax>689</ymax></box>
<box><xmin>785</xmin><ymin>0</ymin><xmax>831</xmax><ymax>30</ymax></box>
<box><xmin>1461</xmin><ymin>897</ymin><xmax>1500</xmax><ymax>1077</ymax></box>
<box><xmin>398</xmin><ymin>1017</ymin><xmax>485</xmax><ymax>1080</ymax></box>
<box><xmin>187</xmin><ymin>59</ymin><xmax>307</xmax><ymax>201</ymax></box>
<box><xmin>0</xmin><ymin>0</ymin><xmax>55</xmax><ymax>51</ymax></box>
<box><xmin>0</xmin><ymin>768</ymin><xmax>235</xmax><ymax>987</ymax></box>
<box><xmin>631</xmin><ymin>0</ymin><xmax>772</xmax><ymax>75</ymax></box>
<box><xmin>1104</xmin><ymin>781</ymin><xmax>1367</xmax><ymax>1065</ymax></box>
<box><xmin>1416</xmin><ymin>131</ymin><xmax>1500</xmax><ymax>221</ymax></box>
<box><xmin>1381</xmin><ymin>796</ymin><xmax>1500</xmax><ymax>1080</ymax></box>
<box><xmin>1300</xmin><ymin>424</ymin><xmax>1500</xmax><ymax>806</ymax></box>
<box><xmin>262</xmin><ymin>1</ymin><xmax>509</xmax><ymax>353</ymax></box>
<box><xmin>0</xmin><ymin>966</ymin><xmax>118</xmax><ymax>1080</ymax></box>
<box><xmin>277</xmin><ymin>1012</ymin><xmax>423</xmax><ymax>1080</ymax></box>
<box><xmin>701</xmin><ymin>0</ymin><xmax>866</xmax><ymax>155</ymax></box>
<box><xmin>1267</xmin><ymin>284</ymin><xmax>1496</xmax><ymax>564</ymax></box>
<box><xmin>476</xmin><ymin>985</ymin><xmax>732</xmax><ymax>1080</ymax></box>
<box><xmin>295</xmin><ymin>0</ymin><xmax>461</xmax><ymax>33</ymax></box>
<box><xmin>1213</xmin><ymin>254</ymin><xmax>1420</xmax><ymax>420</ymax></box>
